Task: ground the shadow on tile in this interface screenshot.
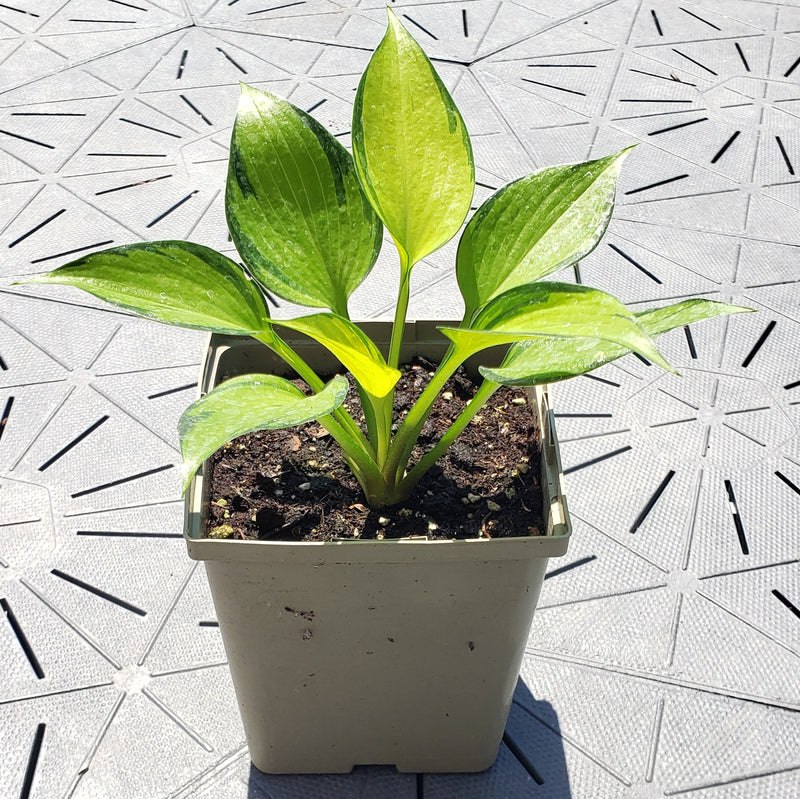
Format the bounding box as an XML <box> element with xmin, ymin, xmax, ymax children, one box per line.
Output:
<box><xmin>246</xmin><ymin>678</ymin><xmax>571</xmax><ymax>798</ymax></box>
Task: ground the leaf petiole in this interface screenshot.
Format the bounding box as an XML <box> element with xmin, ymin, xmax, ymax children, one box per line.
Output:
<box><xmin>398</xmin><ymin>378</ymin><xmax>500</xmax><ymax>499</ymax></box>
<box><xmin>388</xmin><ymin>250</ymin><xmax>412</xmax><ymax>370</ymax></box>
<box><xmin>253</xmin><ymin>332</ymin><xmax>376</xmax><ymax>458</ymax></box>
<box><xmin>383</xmin><ymin>342</ymin><xmax>469</xmax><ymax>489</ymax></box>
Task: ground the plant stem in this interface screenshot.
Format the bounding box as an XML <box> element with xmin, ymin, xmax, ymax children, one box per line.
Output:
<box><xmin>371</xmin><ymin>393</ymin><xmax>394</xmax><ymax>466</ymax></box>
<box><xmin>252</xmin><ymin>333</ymin><xmax>389</xmax><ymax>500</ymax></box>
<box><xmin>376</xmin><ymin>249</ymin><xmax>413</xmax><ymax>476</ymax></box>
<box><xmin>382</xmin><ymin>343</ymin><xmax>468</xmax><ymax>488</ymax></box>
<box><xmin>357</xmin><ymin>385</ymin><xmax>380</xmax><ymax>450</ymax></box>
<box><xmin>383</xmin><ymin>308</ymin><xmax>492</xmax><ymax>492</ymax></box>
<box><xmin>255</xmin><ymin>332</ymin><xmax>313</xmax><ymax>382</ymax></box>
<box><xmin>388</xmin><ymin>250</ymin><xmax>412</xmax><ymax>370</ymax></box>
<box><xmin>397</xmin><ymin>378</ymin><xmax>500</xmax><ymax>498</ymax></box>
<box><xmin>322</xmin><ymin>415</ymin><xmax>387</xmax><ymax>501</ymax></box>
<box><xmin>256</xmin><ymin>332</ymin><xmax>373</xmax><ymax>453</ymax></box>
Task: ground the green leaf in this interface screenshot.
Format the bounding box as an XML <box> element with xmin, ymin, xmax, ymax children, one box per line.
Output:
<box><xmin>21</xmin><ymin>241</ymin><xmax>271</xmax><ymax>335</ymax></box>
<box><xmin>179</xmin><ymin>373</ymin><xmax>348</xmax><ymax>492</ymax></box>
<box><xmin>457</xmin><ymin>149</ymin><xmax>631</xmax><ymax>316</ymax></box>
<box><xmin>226</xmin><ymin>83</ymin><xmax>382</xmax><ymax>316</ymax></box>
<box><xmin>440</xmin><ymin>282</ymin><xmax>674</xmax><ymax>372</ymax></box>
<box><xmin>274</xmin><ymin>313</ymin><xmax>400</xmax><ymax>398</ymax></box>
<box><xmin>352</xmin><ymin>8</ymin><xmax>474</xmax><ymax>266</ymax></box>
<box><xmin>635</xmin><ymin>298</ymin><xmax>753</xmax><ymax>336</ymax></box>
<box><xmin>479</xmin><ymin>299</ymin><xmax>752</xmax><ymax>386</ymax></box>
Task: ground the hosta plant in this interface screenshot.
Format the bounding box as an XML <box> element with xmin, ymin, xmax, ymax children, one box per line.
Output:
<box><xmin>24</xmin><ymin>10</ymin><xmax>749</xmax><ymax>510</ymax></box>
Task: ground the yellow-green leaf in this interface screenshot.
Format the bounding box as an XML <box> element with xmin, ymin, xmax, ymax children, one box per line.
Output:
<box><xmin>179</xmin><ymin>374</ymin><xmax>348</xmax><ymax>493</ymax></box>
<box><xmin>227</xmin><ymin>83</ymin><xmax>382</xmax><ymax>316</ymax></box>
<box><xmin>457</xmin><ymin>149</ymin><xmax>631</xmax><ymax>316</ymax></box>
<box><xmin>352</xmin><ymin>8</ymin><xmax>474</xmax><ymax>266</ymax></box>
<box><xmin>440</xmin><ymin>282</ymin><xmax>674</xmax><ymax>372</ymax></box>
<box><xmin>636</xmin><ymin>298</ymin><xmax>753</xmax><ymax>335</ymax></box>
<box><xmin>274</xmin><ymin>313</ymin><xmax>400</xmax><ymax>398</ymax></box>
<box><xmin>21</xmin><ymin>241</ymin><xmax>270</xmax><ymax>335</ymax></box>
<box><xmin>479</xmin><ymin>298</ymin><xmax>752</xmax><ymax>385</ymax></box>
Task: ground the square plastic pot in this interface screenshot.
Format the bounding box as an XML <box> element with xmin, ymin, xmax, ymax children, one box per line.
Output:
<box><xmin>184</xmin><ymin>321</ymin><xmax>571</xmax><ymax>774</ymax></box>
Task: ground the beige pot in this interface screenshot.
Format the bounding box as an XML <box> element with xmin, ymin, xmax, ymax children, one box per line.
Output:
<box><xmin>184</xmin><ymin>322</ymin><xmax>571</xmax><ymax>774</ymax></box>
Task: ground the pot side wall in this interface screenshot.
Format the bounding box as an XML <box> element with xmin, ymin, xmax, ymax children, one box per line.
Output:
<box><xmin>206</xmin><ymin>555</ymin><xmax>549</xmax><ymax>773</ymax></box>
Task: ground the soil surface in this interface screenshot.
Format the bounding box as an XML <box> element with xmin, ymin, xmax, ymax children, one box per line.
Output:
<box><xmin>205</xmin><ymin>358</ymin><xmax>545</xmax><ymax>541</ymax></box>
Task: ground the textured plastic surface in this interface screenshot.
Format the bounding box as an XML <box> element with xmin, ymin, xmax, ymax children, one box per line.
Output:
<box><xmin>1</xmin><ymin>0</ymin><xmax>799</xmax><ymax>797</ymax></box>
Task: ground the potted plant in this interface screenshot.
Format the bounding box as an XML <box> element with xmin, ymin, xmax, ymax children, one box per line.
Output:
<box><xmin>22</xmin><ymin>10</ymin><xmax>749</xmax><ymax>774</ymax></box>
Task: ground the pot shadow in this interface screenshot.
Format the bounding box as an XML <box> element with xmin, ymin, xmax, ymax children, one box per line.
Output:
<box><xmin>246</xmin><ymin>678</ymin><xmax>572</xmax><ymax>798</ymax></box>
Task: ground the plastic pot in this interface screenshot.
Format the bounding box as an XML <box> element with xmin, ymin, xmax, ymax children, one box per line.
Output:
<box><xmin>184</xmin><ymin>322</ymin><xmax>571</xmax><ymax>774</ymax></box>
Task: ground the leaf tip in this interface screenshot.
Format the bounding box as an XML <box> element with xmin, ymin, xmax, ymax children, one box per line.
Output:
<box><xmin>385</xmin><ymin>4</ymin><xmax>410</xmax><ymax>40</ymax></box>
<box><xmin>14</xmin><ymin>273</ymin><xmax>50</xmax><ymax>286</ymax></box>
<box><xmin>609</xmin><ymin>144</ymin><xmax>636</xmax><ymax>169</ymax></box>
<box><xmin>652</xmin><ymin>350</ymin><xmax>678</xmax><ymax>375</ymax></box>
<box><xmin>238</xmin><ymin>82</ymin><xmax>275</xmax><ymax>111</ymax></box>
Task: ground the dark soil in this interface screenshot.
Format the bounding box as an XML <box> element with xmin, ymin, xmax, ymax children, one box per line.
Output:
<box><xmin>205</xmin><ymin>358</ymin><xmax>545</xmax><ymax>541</ymax></box>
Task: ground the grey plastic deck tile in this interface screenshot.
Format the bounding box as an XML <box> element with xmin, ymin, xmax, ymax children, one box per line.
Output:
<box><xmin>1</xmin><ymin>1</ymin><xmax>798</xmax><ymax>798</ymax></box>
